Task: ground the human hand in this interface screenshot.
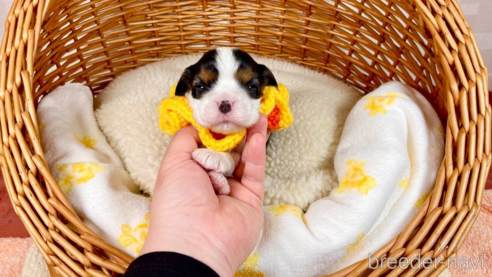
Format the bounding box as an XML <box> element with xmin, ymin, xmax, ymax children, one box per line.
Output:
<box><xmin>140</xmin><ymin>114</ymin><xmax>268</xmax><ymax>277</ymax></box>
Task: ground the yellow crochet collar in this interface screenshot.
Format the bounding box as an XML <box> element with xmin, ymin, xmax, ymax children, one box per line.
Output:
<box><xmin>158</xmin><ymin>84</ymin><xmax>293</xmax><ymax>152</ymax></box>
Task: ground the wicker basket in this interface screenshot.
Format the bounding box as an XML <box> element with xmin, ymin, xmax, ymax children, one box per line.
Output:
<box><xmin>1</xmin><ymin>0</ymin><xmax>490</xmax><ymax>276</ymax></box>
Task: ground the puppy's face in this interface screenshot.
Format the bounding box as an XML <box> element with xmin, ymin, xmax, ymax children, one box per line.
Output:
<box><xmin>175</xmin><ymin>47</ymin><xmax>277</xmax><ymax>135</ymax></box>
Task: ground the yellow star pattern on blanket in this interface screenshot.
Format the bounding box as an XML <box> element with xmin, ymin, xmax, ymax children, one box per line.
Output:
<box><xmin>56</xmin><ymin>162</ymin><xmax>106</xmax><ymax>194</ymax></box>
<box><xmin>337</xmin><ymin>159</ymin><xmax>377</xmax><ymax>195</ymax></box>
<box><xmin>74</xmin><ymin>134</ymin><xmax>97</xmax><ymax>149</ymax></box>
<box><xmin>268</xmin><ymin>205</ymin><xmax>304</xmax><ymax>220</ymax></box>
<box><xmin>235</xmin><ymin>253</ymin><xmax>264</xmax><ymax>277</ymax></box>
<box><xmin>364</xmin><ymin>92</ymin><xmax>405</xmax><ymax>116</ymax></box>
<box><xmin>346</xmin><ymin>233</ymin><xmax>365</xmax><ymax>253</ymax></box>
<box><xmin>399</xmin><ymin>178</ymin><xmax>410</xmax><ymax>190</ymax></box>
<box><xmin>117</xmin><ymin>213</ymin><xmax>150</xmax><ymax>254</ymax></box>
<box><xmin>414</xmin><ymin>192</ymin><xmax>430</xmax><ymax>209</ymax></box>
<box><xmin>57</xmin><ymin>164</ymin><xmax>75</xmax><ymax>194</ymax></box>
<box><xmin>72</xmin><ymin>163</ymin><xmax>105</xmax><ymax>183</ymax></box>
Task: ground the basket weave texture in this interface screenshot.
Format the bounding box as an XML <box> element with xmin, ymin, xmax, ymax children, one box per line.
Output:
<box><xmin>0</xmin><ymin>0</ymin><xmax>490</xmax><ymax>276</ymax></box>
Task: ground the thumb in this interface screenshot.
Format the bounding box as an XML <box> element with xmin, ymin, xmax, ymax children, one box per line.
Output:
<box><xmin>163</xmin><ymin>126</ymin><xmax>201</xmax><ymax>158</ymax></box>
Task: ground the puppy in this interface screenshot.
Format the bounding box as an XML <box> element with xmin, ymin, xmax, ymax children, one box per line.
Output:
<box><xmin>175</xmin><ymin>47</ymin><xmax>277</xmax><ymax>194</ymax></box>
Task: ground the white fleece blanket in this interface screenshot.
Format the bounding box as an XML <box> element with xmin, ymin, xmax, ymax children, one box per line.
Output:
<box><xmin>38</xmin><ymin>82</ymin><xmax>443</xmax><ymax>276</ymax></box>
<box><xmin>255</xmin><ymin>81</ymin><xmax>444</xmax><ymax>276</ymax></box>
<box><xmin>38</xmin><ymin>84</ymin><xmax>151</xmax><ymax>257</ymax></box>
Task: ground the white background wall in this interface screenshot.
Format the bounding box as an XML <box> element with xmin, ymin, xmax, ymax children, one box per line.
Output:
<box><xmin>457</xmin><ymin>0</ymin><xmax>492</xmax><ymax>90</ymax></box>
<box><xmin>1</xmin><ymin>0</ymin><xmax>491</xmax><ymax>89</ymax></box>
<box><xmin>0</xmin><ymin>1</ymin><xmax>13</xmax><ymax>41</ymax></box>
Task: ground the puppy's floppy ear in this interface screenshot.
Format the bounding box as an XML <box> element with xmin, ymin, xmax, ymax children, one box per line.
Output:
<box><xmin>175</xmin><ymin>64</ymin><xmax>195</xmax><ymax>96</ymax></box>
<box><xmin>257</xmin><ymin>64</ymin><xmax>278</xmax><ymax>88</ymax></box>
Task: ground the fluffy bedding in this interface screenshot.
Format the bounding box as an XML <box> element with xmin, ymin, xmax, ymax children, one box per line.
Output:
<box><xmin>37</xmin><ymin>55</ymin><xmax>444</xmax><ymax>276</ymax></box>
<box><xmin>94</xmin><ymin>55</ymin><xmax>362</xmax><ymax>210</ymax></box>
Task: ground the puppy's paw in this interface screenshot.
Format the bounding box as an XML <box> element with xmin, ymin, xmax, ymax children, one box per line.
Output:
<box><xmin>209</xmin><ymin>171</ymin><xmax>230</xmax><ymax>195</ymax></box>
<box><xmin>192</xmin><ymin>148</ymin><xmax>235</xmax><ymax>176</ymax></box>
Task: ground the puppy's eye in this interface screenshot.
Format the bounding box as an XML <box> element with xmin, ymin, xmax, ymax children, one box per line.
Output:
<box><xmin>246</xmin><ymin>84</ymin><xmax>261</xmax><ymax>99</ymax></box>
<box><xmin>195</xmin><ymin>85</ymin><xmax>206</xmax><ymax>92</ymax></box>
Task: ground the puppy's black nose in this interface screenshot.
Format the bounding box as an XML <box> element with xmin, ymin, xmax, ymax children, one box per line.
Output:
<box><xmin>219</xmin><ymin>101</ymin><xmax>232</xmax><ymax>114</ymax></box>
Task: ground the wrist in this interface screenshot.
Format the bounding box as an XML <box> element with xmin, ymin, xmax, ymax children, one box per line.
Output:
<box><xmin>141</xmin><ymin>229</ymin><xmax>234</xmax><ymax>277</ymax></box>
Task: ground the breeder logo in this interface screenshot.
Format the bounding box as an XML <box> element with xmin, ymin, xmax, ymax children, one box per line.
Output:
<box><xmin>368</xmin><ymin>253</ymin><xmax>485</xmax><ymax>270</ymax></box>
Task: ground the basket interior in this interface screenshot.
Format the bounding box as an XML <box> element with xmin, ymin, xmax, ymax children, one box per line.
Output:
<box><xmin>35</xmin><ymin>0</ymin><xmax>449</xmax><ymax>118</ymax></box>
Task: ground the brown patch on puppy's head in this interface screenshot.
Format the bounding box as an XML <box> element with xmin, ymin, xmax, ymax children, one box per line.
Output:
<box><xmin>232</xmin><ymin>48</ymin><xmax>277</xmax><ymax>99</ymax></box>
<box><xmin>234</xmin><ymin>67</ymin><xmax>255</xmax><ymax>85</ymax></box>
<box><xmin>197</xmin><ymin>69</ymin><xmax>219</xmax><ymax>87</ymax></box>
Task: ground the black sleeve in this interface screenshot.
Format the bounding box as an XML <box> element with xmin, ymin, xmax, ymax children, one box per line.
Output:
<box><xmin>123</xmin><ymin>251</ymin><xmax>220</xmax><ymax>277</ymax></box>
